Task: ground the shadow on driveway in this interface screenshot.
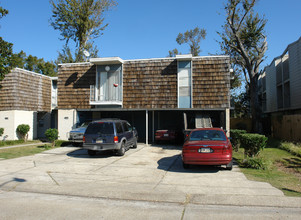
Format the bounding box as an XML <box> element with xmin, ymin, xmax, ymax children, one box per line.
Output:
<box><xmin>150</xmin><ymin>144</ymin><xmax>182</xmax><ymax>150</ymax></box>
<box><xmin>157</xmin><ymin>154</ymin><xmax>230</xmax><ymax>174</ymax></box>
<box><xmin>66</xmin><ymin>149</ymin><xmax>115</xmax><ymax>159</ymax></box>
<box><xmin>0</xmin><ymin>177</ymin><xmax>26</xmax><ymax>188</ymax></box>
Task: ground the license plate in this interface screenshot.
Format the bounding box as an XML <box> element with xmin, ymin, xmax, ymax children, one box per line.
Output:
<box><xmin>164</xmin><ymin>134</ymin><xmax>169</xmax><ymax>137</ymax></box>
<box><xmin>199</xmin><ymin>148</ymin><xmax>211</xmax><ymax>153</ymax></box>
<box><xmin>96</xmin><ymin>139</ymin><xmax>103</xmax><ymax>144</ymax></box>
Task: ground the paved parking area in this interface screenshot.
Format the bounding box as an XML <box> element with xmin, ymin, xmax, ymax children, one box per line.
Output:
<box><xmin>0</xmin><ymin>144</ymin><xmax>301</xmax><ymax>219</ymax></box>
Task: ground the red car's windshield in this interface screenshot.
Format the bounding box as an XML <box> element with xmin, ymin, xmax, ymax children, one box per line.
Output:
<box><xmin>189</xmin><ymin>130</ymin><xmax>227</xmax><ymax>141</ymax></box>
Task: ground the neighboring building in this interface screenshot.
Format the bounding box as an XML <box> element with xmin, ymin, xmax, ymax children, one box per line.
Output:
<box><xmin>0</xmin><ymin>68</ymin><xmax>57</xmax><ymax>140</ymax></box>
<box><xmin>259</xmin><ymin>37</ymin><xmax>301</xmax><ymax>141</ymax></box>
<box><xmin>57</xmin><ymin>55</ymin><xmax>231</xmax><ymax>143</ymax></box>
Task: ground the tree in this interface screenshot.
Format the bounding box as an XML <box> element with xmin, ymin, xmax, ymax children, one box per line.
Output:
<box><xmin>176</xmin><ymin>27</ymin><xmax>206</xmax><ymax>56</ymax></box>
<box><xmin>10</xmin><ymin>51</ymin><xmax>57</xmax><ymax>77</ymax></box>
<box><xmin>56</xmin><ymin>43</ymin><xmax>99</xmax><ymax>64</ymax></box>
<box><xmin>167</xmin><ymin>48</ymin><xmax>180</xmax><ymax>57</ymax></box>
<box><xmin>231</xmin><ymin>89</ymin><xmax>250</xmax><ymax>118</ymax></box>
<box><xmin>218</xmin><ymin>0</ymin><xmax>267</xmax><ymax>132</ymax></box>
<box><xmin>16</xmin><ymin>124</ymin><xmax>30</xmax><ymax>142</ymax></box>
<box><xmin>50</xmin><ymin>0</ymin><xmax>117</xmax><ymax>62</ymax></box>
<box><xmin>0</xmin><ymin>6</ymin><xmax>12</xmax><ymax>82</ymax></box>
<box><xmin>0</xmin><ymin>37</ymin><xmax>13</xmax><ymax>81</ymax></box>
<box><xmin>0</xmin><ymin>6</ymin><xmax>8</xmax><ymax>19</ymax></box>
<box><xmin>10</xmin><ymin>50</ymin><xmax>27</xmax><ymax>69</ymax></box>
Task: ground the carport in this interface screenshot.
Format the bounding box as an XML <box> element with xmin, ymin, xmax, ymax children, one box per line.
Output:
<box><xmin>76</xmin><ymin>108</ymin><xmax>228</xmax><ymax>144</ymax></box>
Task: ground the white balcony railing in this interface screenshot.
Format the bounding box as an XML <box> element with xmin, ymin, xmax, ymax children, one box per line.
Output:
<box><xmin>90</xmin><ymin>85</ymin><xmax>122</xmax><ymax>105</ymax></box>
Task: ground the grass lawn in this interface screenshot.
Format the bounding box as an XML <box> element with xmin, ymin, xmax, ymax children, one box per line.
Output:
<box><xmin>0</xmin><ymin>140</ymin><xmax>41</xmax><ymax>148</ymax></box>
<box><xmin>0</xmin><ymin>140</ymin><xmax>70</xmax><ymax>159</ymax></box>
<box><xmin>233</xmin><ymin>139</ymin><xmax>301</xmax><ymax>197</ymax></box>
<box><xmin>0</xmin><ymin>144</ymin><xmax>57</xmax><ymax>160</ymax></box>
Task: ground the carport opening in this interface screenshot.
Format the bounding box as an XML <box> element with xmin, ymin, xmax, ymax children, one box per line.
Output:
<box><xmin>77</xmin><ymin>110</ymin><xmax>226</xmax><ymax>145</ymax></box>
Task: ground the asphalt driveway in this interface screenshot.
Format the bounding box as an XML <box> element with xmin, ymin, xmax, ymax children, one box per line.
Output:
<box><xmin>0</xmin><ymin>144</ymin><xmax>300</xmax><ymax>219</ymax></box>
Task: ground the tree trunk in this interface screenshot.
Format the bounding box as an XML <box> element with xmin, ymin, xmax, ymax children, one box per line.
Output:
<box><xmin>249</xmin><ymin>75</ymin><xmax>262</xmax><ymax>133</ymax></box>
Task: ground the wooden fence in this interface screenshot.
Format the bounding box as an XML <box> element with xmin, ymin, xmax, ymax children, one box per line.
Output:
<box><xmin>271</xmin><ymin>114</ymin><xmax>301</xmax><ymax>142</ymax></box>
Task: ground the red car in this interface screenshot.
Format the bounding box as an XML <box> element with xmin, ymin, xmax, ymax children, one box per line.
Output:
<box><xmin>155</xmin><ymin>130</ymin><xmax>178</xmax><ymax>143</ymax></box>
<box><xmin>181</xmin><ymin>128</ymin><xmax>233</xmax><ymax>170</ymax></box>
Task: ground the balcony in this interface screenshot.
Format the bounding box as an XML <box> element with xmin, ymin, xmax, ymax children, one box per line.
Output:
<box><xmin>90</xmin><ymin>85</ymin><xmax>122</xmax><ymax>106</ymax></box>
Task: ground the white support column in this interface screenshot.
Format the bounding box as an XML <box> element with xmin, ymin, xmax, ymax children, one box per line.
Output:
<box><xmin>226</xmin><ymin>108</ymin><xmax>230</xmax><ymax>137</ymax></box>
<box><xmin>58</xmin><ymin>109</ymin><xmax>77</xmax><ymax>140</ymax></box>
<box><xmin>146</xmin><ymin>110</ymin><xmax>148</xmax><ymax>145</ymax></box>
<box><xmin>152</xmin><ymin>111</ymin><xmax>155</xmax><ymax>143</ymax></box>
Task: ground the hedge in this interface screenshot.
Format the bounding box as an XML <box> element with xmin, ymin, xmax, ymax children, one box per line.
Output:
<box><xmin>230</xmin><ymin>129</ymin><xmax>247</xmax><ymax>151</ymax></box>
<box><xmin>240</xmin><ymin>133</ymin><xmax>268</xmax><ymax>157</ymax></box>
<box><xmin>45</xmin><ymin>128</ymin><xmax>59</xmax><ymax>147</ymax></box>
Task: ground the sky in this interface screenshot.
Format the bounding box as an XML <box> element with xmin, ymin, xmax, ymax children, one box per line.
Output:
<box><xmin>0</xmin><ymin>0</ymin><xmax>301</xmax><ymax>68</ymax></box>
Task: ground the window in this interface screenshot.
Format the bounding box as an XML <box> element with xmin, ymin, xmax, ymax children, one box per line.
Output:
<box><xmin>94</xmin><ymin>65</ymin><xmax>122</xmax><ymax>103</ymax></box>
<box><xmin>122</xmin><ymin>122</ymin><xmax>129</xmax><ymax>132</ymax></box>
<box><xmin>127</xmin><ymin>122</ymin><xmax>133</xmax><ymax>132</ymax></box>
<box><xmin>275</xmin><ymin>53</ymin><xmax>290</xmax><ymax>110</ymax></box>
<box><xmin>189</xmin><ymin>130</ymin><xmax>226</xmax><ymax>141</ymax></box>
<box><xmin>283</xmin><ymin>53</ymin><xmax>289</xmax><ymax>81</ymax></box>
<box><xmin>115</xmin><ymin>122</ymin><xmax>123</xmax><ymax>134</ymax></box>
<box><xmin>262</xmin><ymin>92</ymin><xmax>267</xmax><ymax>112</ymax></box>
<box><xmin>277</xmin><ymin>85</ymin><xmax>283</xmax><ymax>109</ymax></box>
<box><xmin>178</xmin><ymin>61</ymin><xmax>192</xmax><ymax>108</ymax></box>
<box><xmin>284</xmin><ymin>82</ymin><xmax>291</xmax><ymax>108</ymax></box>
<box><xmin>85</xmin><ymin>122</ymin><xmax>114</xmax><ymax>135</ymax></box>
<box><xmin>276</xmin><ymin>62</ymin><xmax>282</xmax><ymax>85</ymax></box>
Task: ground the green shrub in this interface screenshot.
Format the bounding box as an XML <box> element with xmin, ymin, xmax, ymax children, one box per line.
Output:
<box><xmin>230</xmin><ymin>129</ymin><xmax>247</xmax><ymax>151</ymax></box>
<box><xmin>45</xmin><ymin>128</ymin><xmax>59</xmax><ymax>147</ymax></box>
<box><xmin>0</xmin><ymin>128</ymin><xmax>4</xmax><ymax>137</ymax></box>
<box><xmin>16</xmin><ymin>124</ymin><xmax>30</xmax><ymax>141</ymax></box>
<box><xmin>279</xmin><ymin>142</ymin><xmax>301</xmax><ymax>157</ymax></box>
<box><xmin>240</xmin><ymin>133</ymin><xmax>268</xmax><ymax>157</ymax></box>
<box><xmin>54</xmin><ymin>140</ymin><xmax>68</xmax><ymax>147</ymax></box>
<box><xmin>242</xmin><ymin>157</ymin><xmax>271</xmax><ymax>170</ymax></box>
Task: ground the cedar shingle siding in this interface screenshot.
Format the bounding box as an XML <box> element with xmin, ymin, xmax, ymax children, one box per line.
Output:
<box><xmin>0</xmin><ymin>68</ymin><xmax>52</xmax><ymax>112</ymax></box>
<box><xmin>192</xmin><ymin>57</ymin><xmax>230</xmax><ymax>109</ymax></box>
<box><xmin>57</xmin><ymin>56</ymin><xmax>230</xmax><ymax>110</ymax></box>
<box><xmin>123</xmin><ymin>59</ymin><xmax>178</xmax><ymax>109</ymax></box>
<box><xmin>58</xmin><ymin>63</ymin><xmax>95</xmax><ymax>109</ymax></box>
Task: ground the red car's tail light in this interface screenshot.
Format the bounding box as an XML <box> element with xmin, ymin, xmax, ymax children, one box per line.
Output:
<box><xmin>222</xmin><ymin>145</ymin><xmax>231</xmax><ymax>154</ymax></box>
<box><xmin>83</xmin><ymin>136</ymin><xmax>86</xmax><ymax>143</ymax></box>
<box><xmin>114</xmin><ymin>136</ymin><xmax>118</xmax><ymax>143</ymax></box>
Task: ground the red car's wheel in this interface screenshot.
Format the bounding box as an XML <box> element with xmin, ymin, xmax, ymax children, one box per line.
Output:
<box><xmin>182</xmin><ymin>161</ymin><xmax>190</xmax><ymax>169</ymax></box>
<box><xmin>226</xmin><ymin>160</ymin><xmax>233</xmax><ymax>170</ymax></box>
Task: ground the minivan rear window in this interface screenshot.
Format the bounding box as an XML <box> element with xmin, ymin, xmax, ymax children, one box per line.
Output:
<box><xmin>85</xmin><ymin>122</ymin><xmax>114</xmax><ymax>135</ymax></box>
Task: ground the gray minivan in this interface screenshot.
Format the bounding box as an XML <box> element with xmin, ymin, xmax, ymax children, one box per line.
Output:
<box><xmin>83</xmin><ymin>119</ymin><xmax>138</xmax><ymax>156</ymax></box>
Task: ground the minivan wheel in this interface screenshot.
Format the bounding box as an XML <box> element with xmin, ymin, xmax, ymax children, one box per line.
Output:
<box><xmin>226</xmin><ymin>160</ymin><xmax>233</xmax><ymax>170</ymax></box>
<box><xmin>117</xmin><ymin>142</ymin><xmax>126</xmax><ymax>156</ymax></box>
<box><xmin>88</xmin><ymin>150</ymin><xmax>96</xmax><ymax>156</ymax></box>
<box><xmin>132</xmin><ymin>141</ymin><xmax>137</xmax><ymax>149</ymax></box>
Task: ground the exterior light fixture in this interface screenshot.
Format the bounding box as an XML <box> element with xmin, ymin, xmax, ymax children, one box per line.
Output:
<box><xmin>105</xmin><ymin>66</ymin><xmax>110</xmax><ymax>72</ymax></box>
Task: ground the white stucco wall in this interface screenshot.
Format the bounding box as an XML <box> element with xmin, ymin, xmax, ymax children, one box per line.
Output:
<box><xmin>0</xmin><ymin>110</ymin><xmax>36</xmax><ymax>140</ymax></box>
<box><xmin>58</xmin><ymin>109</ymin><xmax>77</xmax><ymax>140</ymax></box>
<box><xmin>0</xmin><ymin>111</ymin><xmax>15</xmax><ymax>140</ymax></box>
